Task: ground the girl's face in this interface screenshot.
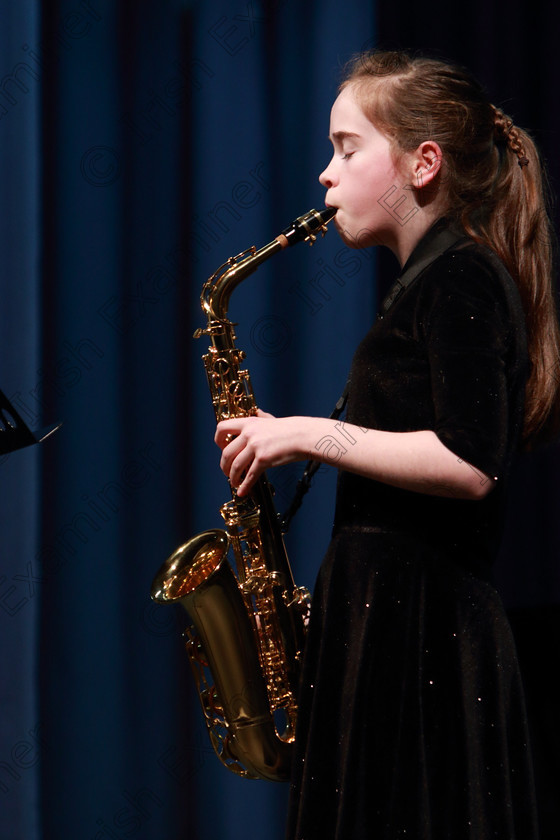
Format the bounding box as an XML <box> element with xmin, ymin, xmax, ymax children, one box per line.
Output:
<box><xmin>319</xmin><ymin>85</ymin><xmax>404</xmax><ymax>250</ymax></box>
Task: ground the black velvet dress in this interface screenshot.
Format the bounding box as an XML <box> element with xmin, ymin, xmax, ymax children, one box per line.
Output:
<box><xmin>286</xmin><ymin>221</ymin><xmax>539</xmax><ymax>840</ymax></box>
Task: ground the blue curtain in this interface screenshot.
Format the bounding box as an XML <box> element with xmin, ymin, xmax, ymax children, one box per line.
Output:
<box><xmin>0</xmin><ymin>3</ymin><xmax>43</xmax><ymax>838</ymax></box>
<box><xmin>1</xmin><ymin>1</ymin><xmax>558</xmax><ymax>839</ymax></box>
<box><xmin>2</xmin><ymin>2</ymin><xmax>375</xmax><ymax>839</ymax></box>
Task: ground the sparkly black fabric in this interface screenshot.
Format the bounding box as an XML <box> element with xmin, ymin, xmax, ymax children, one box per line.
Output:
<box><xmin>286</xmin><ymin>222</ymin><xmax>539</xmax><ymax>840</ymax></box>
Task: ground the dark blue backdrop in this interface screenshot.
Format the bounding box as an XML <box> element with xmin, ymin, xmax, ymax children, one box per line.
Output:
<box><xmin>1</xmin><ymin>2</ymin><xmax>558</xmax><ymax>839</ymax></box>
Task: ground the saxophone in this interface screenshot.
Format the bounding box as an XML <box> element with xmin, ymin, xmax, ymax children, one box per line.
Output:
<box><xmin>151</xmin><ymin>208</ymin><xmax>336</xmax><ymax>782</ymax></box>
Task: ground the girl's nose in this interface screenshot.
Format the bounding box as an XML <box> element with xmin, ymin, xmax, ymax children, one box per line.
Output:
<box><xmin>319</xmin><ymin>159</ymin><xmax>336</xmax><ymax>188</ymax></box>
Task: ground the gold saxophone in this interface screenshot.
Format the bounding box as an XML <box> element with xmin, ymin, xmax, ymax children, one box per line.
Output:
<box><xmin>151</xmin><ymin>208</ymin><xmax>336</xmax><ymax>782</ymax></box>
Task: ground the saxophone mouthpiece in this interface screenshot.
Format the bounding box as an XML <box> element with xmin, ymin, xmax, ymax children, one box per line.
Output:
<box><xmin>278</xmin><ymin>207</ymin><xmax>337</xmax><ymax>248</ymax></box>
<box><xmin>320</xmin><ymin>206</ymin><xmax>337</xmax><ymax>222</ymax></box>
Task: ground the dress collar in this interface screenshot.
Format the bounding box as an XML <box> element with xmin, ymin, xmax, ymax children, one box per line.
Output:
<box><xmin>380</xmin><ymin>218</ymin><xmax>467</xmax><ymax>314</ymax></box>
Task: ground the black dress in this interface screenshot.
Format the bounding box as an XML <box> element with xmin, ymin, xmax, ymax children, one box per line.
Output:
<box><xmin>286</xmin><ymin>221</ymin><xmax>539</xmax><ymax>840</ymax></box>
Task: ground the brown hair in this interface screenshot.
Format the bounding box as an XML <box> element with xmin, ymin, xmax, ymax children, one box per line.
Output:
<box><xmin>342</xmin><ymin>50</ymin><xmax>560</xmax><ymax>447</ymax></box>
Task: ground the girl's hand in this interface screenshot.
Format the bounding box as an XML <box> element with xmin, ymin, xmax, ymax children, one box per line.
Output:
<box><xmin>215</xmin><ymin>412</ymin><xmax>310</xmax><ymax>497</ymax></box>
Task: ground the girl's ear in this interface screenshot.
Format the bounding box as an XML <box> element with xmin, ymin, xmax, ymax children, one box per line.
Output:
<box><xmin>409</xmin><ymin>141</ymin><xmax>443</xmax><ymax>190</ymax></box>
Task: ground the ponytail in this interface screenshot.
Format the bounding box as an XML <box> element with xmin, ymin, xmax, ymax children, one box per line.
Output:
<box><xmin>464</xmin><ymin>110</ymin><xmax>560</xmax><ymax>446</ymax></box>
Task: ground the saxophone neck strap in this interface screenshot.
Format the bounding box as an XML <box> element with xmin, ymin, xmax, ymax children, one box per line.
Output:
<box><xmin>279</xmin><ymin>380</ymin><xmax>350</xmax><ymax>534</ymax></box>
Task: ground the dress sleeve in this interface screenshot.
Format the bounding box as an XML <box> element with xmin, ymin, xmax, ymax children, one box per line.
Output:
<box><xmin>419</xmin><ymin>250</ymin><xmax>520</xmax><ymax>481</ymax></box>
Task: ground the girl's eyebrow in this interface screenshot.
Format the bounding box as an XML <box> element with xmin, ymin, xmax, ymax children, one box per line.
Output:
<box><xmin>329</xmin><ymin>130</ymin><xmax>361</xmax><ymax>143</ymax></box>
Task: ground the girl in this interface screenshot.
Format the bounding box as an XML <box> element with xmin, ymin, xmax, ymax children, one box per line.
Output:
<box><xmin>215</xmin><ymin>51</ymin><xmax>560</xmax><ymax>839</ymax></box>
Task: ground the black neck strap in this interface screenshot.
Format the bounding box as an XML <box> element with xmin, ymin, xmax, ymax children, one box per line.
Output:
<box><xmin>279</xmin><ymin>380</ymin><xmax>349</xmax><ymax>534</ymax></box>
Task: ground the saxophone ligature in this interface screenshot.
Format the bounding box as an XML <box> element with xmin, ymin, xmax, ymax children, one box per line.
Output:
<box><xmin>151</xmin><ymin>207</ymin><xmax>336</xmax><ymax>782</ymax></box>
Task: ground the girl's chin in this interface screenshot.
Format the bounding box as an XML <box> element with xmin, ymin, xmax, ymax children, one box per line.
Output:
<box><xmin>336</xmin><ymin>220</ymin><xmax>378</xmax><ymax>250</ymax></box>
<box><xmin>334</xmin><ymin>215</ymin><xmax>384</xmax><ymax>248</ymax></box>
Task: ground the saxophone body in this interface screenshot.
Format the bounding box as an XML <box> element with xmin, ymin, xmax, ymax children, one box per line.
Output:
<box><xmin>151</xmin><ymin>208</ymin><xmax>336</xmax><ymax>782</ymax></box>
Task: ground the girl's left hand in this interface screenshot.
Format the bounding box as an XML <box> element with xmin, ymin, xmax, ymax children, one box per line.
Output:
<box><xmin>215</xmin><ymin>411</ymin><xmax>310</xmax><ymax>497</ymax></box>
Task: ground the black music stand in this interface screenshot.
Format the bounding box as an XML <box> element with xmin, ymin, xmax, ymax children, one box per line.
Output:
<box><xmin>0</xmin><ymin>389</ymin><xmax>61</xmax><ymax>456</ymax></box>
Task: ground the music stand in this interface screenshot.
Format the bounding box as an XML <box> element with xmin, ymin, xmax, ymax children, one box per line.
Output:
<box><xmin>0</xmin><ymin>389</ymin><xmax>61</xmax><ymax>456</ymax></box>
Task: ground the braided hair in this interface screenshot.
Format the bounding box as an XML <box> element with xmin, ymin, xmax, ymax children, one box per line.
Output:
<box><xmin>491</xmin><ymin>105</ymin><xmax>530</xmax><ymax>167</ymax></box>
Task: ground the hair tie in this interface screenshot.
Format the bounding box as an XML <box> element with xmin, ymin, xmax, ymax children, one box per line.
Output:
<box><xmin>518</xmin><ymin>155</ymin><xmax>529</xmax><ymax>168</ymax></box>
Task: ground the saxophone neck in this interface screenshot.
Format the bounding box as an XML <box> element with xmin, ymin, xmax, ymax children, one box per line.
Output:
<box><xmin>204</xmin><ymin>239</ymin><xmax>283</xmax><ymax>322</ymax></box>
<box><xmin>200</xmin><ymin>207</ymin><xmax>337</xmax><ymax>323</ymax></box>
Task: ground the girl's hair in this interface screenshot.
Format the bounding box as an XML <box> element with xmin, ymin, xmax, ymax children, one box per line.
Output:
<box><xmin>342</xmin><ymin>50</ymin><xmax>560</xmax><ymax>448</ymax></box>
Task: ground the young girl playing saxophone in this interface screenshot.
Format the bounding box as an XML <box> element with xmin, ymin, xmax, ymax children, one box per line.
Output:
<box><xmin>216</xmin><ymin>50</ymin><xmax>560</xmax><ymax>839</ymax></box>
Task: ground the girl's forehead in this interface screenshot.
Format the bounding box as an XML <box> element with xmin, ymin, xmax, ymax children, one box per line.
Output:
<box><xmin>331</xmin><ymin>88</ymin><xmax>363</xmax><ymax>123</ymax></box>
<box><xmin>329</xmin><ymin>86</ymin><xmax>380</xmax><ymax>140</ymax></box>
<box><xmin>331</xmin><ymin>84</ymin><xmax>360</xmax><ymax>114</ymax></box>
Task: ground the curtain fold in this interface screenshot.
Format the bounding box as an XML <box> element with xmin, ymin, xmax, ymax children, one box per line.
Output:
<box><xmin>0</xmin><ymin>3</ymin><xmax>43</xmax><ymax>838</ymax></box>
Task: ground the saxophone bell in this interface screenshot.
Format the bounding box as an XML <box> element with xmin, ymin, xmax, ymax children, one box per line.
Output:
<box><xmin>151</xmin><ymin>529</ymin><xmax>292</xmax><ymax>781</ymax></box>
